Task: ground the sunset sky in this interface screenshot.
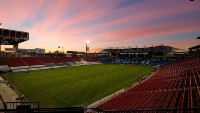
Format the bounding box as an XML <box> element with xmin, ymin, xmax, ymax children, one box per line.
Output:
<box><xmin>0</xmin><ymin>0</ymin><xmax>200</xmax><ymax>53</ymax></box>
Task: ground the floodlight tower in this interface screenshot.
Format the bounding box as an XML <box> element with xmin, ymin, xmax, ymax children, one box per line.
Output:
<box><xmin>0</xmin><ymin>23</ymin><xmax>1</xmax><ymax>53</ymax></box>
<box><xmin>86</xmin><ymin>40</ymin><xmax>90</xmax><ymax>58</ymax></box>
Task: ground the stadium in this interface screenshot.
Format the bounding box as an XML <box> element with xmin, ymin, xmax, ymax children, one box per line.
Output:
<box><xmin>0</xmin><ymin>0</ymin><xmax>200</xmax><ymax>113</ymax></box>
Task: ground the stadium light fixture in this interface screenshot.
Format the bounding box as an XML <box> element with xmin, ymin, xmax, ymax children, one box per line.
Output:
<box><xmin>86</xmin><ymin>40</ymin><xmax>90</xmax><ymax>44</ymax></box>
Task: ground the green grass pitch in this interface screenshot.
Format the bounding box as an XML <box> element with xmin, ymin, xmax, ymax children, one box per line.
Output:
<box><xmin>4</xmin><ymin>64</ymin><xmax>154</xmax><ymax>108</ymax></box>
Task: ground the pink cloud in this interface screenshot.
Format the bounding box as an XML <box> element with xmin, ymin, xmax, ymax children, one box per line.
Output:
<box><xmin>85</xmin><ymin>18</ymin><xmax>200</xmax><ymax>44</ymax></box>
<box><xmin>0</xmin><ymin>0</ymin><xmax>199</xmax><ymax>52</ymax></box>
<box><xmin>88</xmin><ymin>1</ymin><xmax>199</xmax><ymax>34</ymax></box>
<box><xmin>0</xmin><ymin>0</ymin><xmax>45</xmax><ymax>28</ymax></box>
<box><xmin>52</xmin><ymin>0</ymin><xmax>200</xmax><ymax>40</ymax></box>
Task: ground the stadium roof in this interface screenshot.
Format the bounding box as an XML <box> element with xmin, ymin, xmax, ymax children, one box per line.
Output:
<box><xmin>188</xmin><ymin>44</ymin><xmax>200</xmax><ymax>50</ymax></box>
<box><xmin>101</xmin><ymin>45</ymin><xmax>174</xmax><ymax>53</ymax></box>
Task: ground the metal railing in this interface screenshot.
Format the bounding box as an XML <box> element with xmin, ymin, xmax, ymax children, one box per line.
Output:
<box><xmin>0</xmin><ymin>95</ymin><xmax>6</xmax><ymax>109</ymax></box>
<box><xmin>0</xmin><ymin>105</ymin><xmax>200</xmax><ymax>113</ymax></box>
<box><xmin>0</xmin><ymin>99</ymin><xmax>199</xmax><ymax>113</ymax></box>
<box><xmin>5</xmin><ymin>102</ymin><xmax>39</xmax><ymax>110</ymax></box>
<box><xmin>0</xmin><ymin>95</ymin><xmax>6</xmax><ymax>112</ymax></box>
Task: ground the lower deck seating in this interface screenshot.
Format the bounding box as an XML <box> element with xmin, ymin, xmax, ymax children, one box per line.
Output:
<box><xmin>3</xmin><ymin>58</ymin><xmax>29</xmax><ymax>72</ymax></box>
<box><xmin>0</xmin><ymin>57</ymin><xmax>101</xmax><ymax>72</ymax></box>
<box><xmin>0</xmin><ymin>59</ymin><xmax>6</xmax><ymax>65</ymax></box>
<box><xmin>85</xmin><ymin>57</ymin><xmax>100</xmax><ymax>62</ymax></box>
<box><xmin>21</xmin><ymin>57</ymin><xmax>43</xmax><ymax>66</ymax></box>
<box><xmin>101</xmin><ymin>58</ymin><xmax>112</xmax><ymax>63</ymax></box>
<box><xmin>97</xmin><ymin>58</ymin><xmax>200</xmax><ymax>111</ymax></box>
<box><xmin>3</xmin><ymin>58</ymin><xmax>28</xmax><ymax>67</ymax></box>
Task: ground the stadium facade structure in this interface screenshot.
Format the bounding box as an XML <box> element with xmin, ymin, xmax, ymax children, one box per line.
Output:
<box><xmin>0</xmin><ymin>28</ymin><xmax>29</xmax><ymax>51</ymax></box>
<box><xmin>188</xmin><ymin>36</ymin><xmax>200</xmax><ymax>58</ymax></box>
<box><xmin>189</xmin><ymin>44</ymin><xmax>200</xmax><ymax>58</ymax></box>
<box><xmin>100</xmin><ymin>45</ymin><xmax>193</xmax><ymax>60</ymax></box>
<box><xmin>0</xmin><ymin>28</ymin><xmax>29</xmax><ymax>58</ymax></box>
<box><xmin>4</xmin><ymin>48</ymin><xmax>45</xmax><ymax>56</ymax></box>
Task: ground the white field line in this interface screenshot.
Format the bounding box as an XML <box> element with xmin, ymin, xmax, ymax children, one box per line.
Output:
<box><xmin>86</xmin><ymin>69</ymin><xmax>158</xmax><ymax>108</ymax></box>
<box><xmin>20</xmin><ymin>80</ymin><xmax>74</xmax><ymax>106</ymax></box>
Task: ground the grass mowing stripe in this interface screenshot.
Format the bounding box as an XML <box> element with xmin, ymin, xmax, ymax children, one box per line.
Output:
<box><xmin>21</xmin><ymin>79</ymin><xmax>74</xmax><ymax>106</ymax></box>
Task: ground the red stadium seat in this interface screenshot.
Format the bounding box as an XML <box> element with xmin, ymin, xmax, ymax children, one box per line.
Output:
<box><xmin>97</xmin><ymin>58</ymin><xmax>200</xmax><ymax>111</ymax></box>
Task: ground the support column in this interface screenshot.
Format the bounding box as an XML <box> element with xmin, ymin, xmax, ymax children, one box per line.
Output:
<box><xmin>0</xmin><ymin>44</ymin><xmax>1</xmax><ymax>58</ymax></box>
<box><xmin>86</xmin><ymin>43</ymin><xmax>87</xmax><ymax>58</ymax></box>
<box><xmin>13</xmin><ymin>44</ymin><xmax>18</xmax><ymax>49</ymax></box>
<box><xmin>13</xmin><ymin>44</ymin><xmax>18</xmax><ymax>57</ymax></box>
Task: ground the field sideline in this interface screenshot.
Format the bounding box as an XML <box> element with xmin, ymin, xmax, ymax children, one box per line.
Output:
<box><xmin>4</xmin><ymin>64</ymin><xmax>154</xmax><ymax>108</ymax></box>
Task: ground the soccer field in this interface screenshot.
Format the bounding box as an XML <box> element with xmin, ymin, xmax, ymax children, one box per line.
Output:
<box><xmin>4</xmin><ymin>64</ymin><xmax>154</xmax><ymax>108</ymax></box>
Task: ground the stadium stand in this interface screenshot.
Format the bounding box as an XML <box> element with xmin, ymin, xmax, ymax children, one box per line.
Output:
<box><xmin>114</xmin><ymin>58</ymin><xmax>175</xmax><ymax>66</ymax></box>
<box><xmin>20</xmin><ymin>57</ymin><xmax>50</xmax><ymax>70</ymax></box>
<box><xmin>37</xmin><ymin>57</ymin><xmax>53</xmax><ymax>64</ymax></box>
<box><xmin>21</xmin><ymin>57</ymin><xmax>44</xmax><ymax>67</ymax></box>
<box><xmin>151</xmin><ymin>60</ymin><xmax>175</xmax><ymax>66</ymax></box>
<box><xmin>0</xmin><ymin>59</ymin><xmax>6</xmax><ymax>65</ymax></box>
<box><xmin>3</xmin><ymin>58</ymin><xmax>29</xmax><ymax>72</ymax></box>
<box><xmin>62</xmin><ymin>57</ymin><xmax>73</xmax><ymax>62</ymax></box>
<box><xmin>0</xmin><ymin>59</ymin><xmax>10</xmax><ymax>73</ymax></box>
<box><xmin>70</xmin><ymin>57</ymin><xmax>82</xmax><ymax>62</ymax></box>
<box><xmin>3</xmin><ymin>58</ymin><xmax>27</xmax><ymax>67</ymax></box>
<box><xmin>84</xmin><ymin>57</ymin><xmax>100</xmax><ymax>62</ymax></box>
<box><xmin>51</xmin><ymin>57</ymin><xmax>64</xmax><ymax>64</ymax></box>
<box><xmin>97</xmin><ymin>58</ymin><xmax>200</xmax><ymax>112</ymax></box>
<box><xmin>0</xmin><ymin>56</ymin><xmax>178</xmax><ymax>73</ymax></box>
<box><xmin>100</xmin><ymin>58</ymin><xmax>112</xmax><ymax>64</ymax></box>
<box><xmin>0</xmin><ymin>57</ymin><xmax>102</xmax><ymax>72</ymax></box>
<box><xmin>36</xmin><ymin>57</ymin><xmax>63</xmax><ymax>68</ymax></box>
